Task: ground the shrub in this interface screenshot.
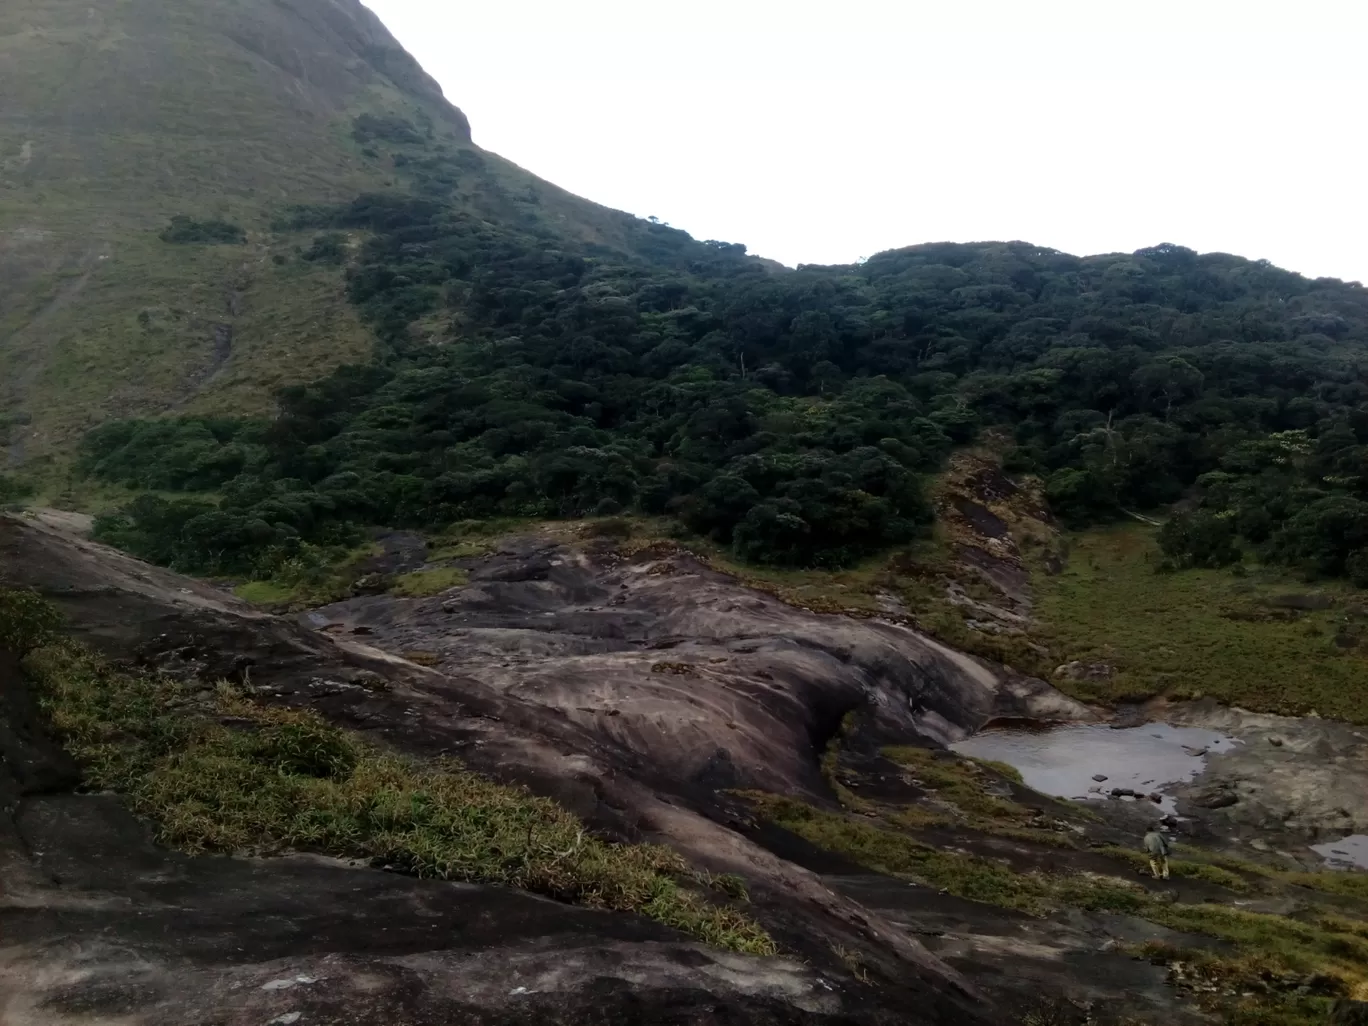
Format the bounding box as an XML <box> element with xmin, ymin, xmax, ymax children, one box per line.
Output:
<box><xmin>0</xmin><ymin>588</ymin><xmax>62</xmax><ymax>654</ymax></box>
<box><xmin>159</xmin><ymin>216</ymin><xmax>247</xmax><ymax>244</ymax></box>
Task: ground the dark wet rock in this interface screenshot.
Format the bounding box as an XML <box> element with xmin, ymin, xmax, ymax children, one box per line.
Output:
<box><xmin>1332</xmin><ymin>998</ymin><xmax>1368</xmax><ymax>1024</ymax></box>
<box><xmin>1267</xmin><ymin>593</ymin><xmax>1335</xmax><ymax>611</ymax></box>
<box><xmin>363</xmin><ymin>531</ymin><xmax>431</xmax><ymax>575</ymax></box>
<box><xmin>351</xmin><ymin>571</ymin><xmax>392</xmax><ymax>596</ymax></box>
<box><xmin>1268</xmin><ymin>736</ymin><xmax>1284</xmax><ymax>747</ymax></box>
<box><xmin>0</xmin><ymin>513</ymin><xmax>1005</xmax><ymax>1025</ymax></box>
<box><xmin>1092</xmin><ymin>774</ymin><xmax>1108</xmax><ymax>782</ymax></box>
<box><xmin>950</xmin><ymin>498</ymin><xmax>1010</xmax><ymax>540</ymax></box>
<box><xmin>1190</xmin><ymin>785</ymin><xmax>1239</xmax><ymax>810</ymax></box>
<box><xmin>351</xmin><ymin>668</ymin><xmax>392</xmax><ymax>692</ymax></box>
<box><xmin>829</xmin><ymin>875</ymin><xmax>1212</xmax><ymax>1025</ymax></box>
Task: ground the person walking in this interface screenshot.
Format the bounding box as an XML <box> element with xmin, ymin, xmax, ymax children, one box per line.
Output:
<box><xmin>1143</xmin><ymin>824</ymin><xmax>1172</xmax><ymax>879</ymax></box>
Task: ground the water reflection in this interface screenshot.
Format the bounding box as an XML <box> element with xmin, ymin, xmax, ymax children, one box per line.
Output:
<box><xmin>1312</xmin><ymin>835</ymin><xmax>1368</xmax><ymax>870</ymax></box>
<box><xmin>950</xmin><ymin>722</ymin><xmax>1241</xmax><ymax>813</ymax></box>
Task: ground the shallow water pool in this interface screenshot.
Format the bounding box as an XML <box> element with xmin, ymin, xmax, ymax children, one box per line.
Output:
<box><xmin>1312</xmin><ymin>835</ymin><xmax>1368</xmax><ymax>870</ymax></box>
<box><xmin>949</xmin><ymin>722</ymin><xmax>1241</xmax><ymax>813</ymax></box>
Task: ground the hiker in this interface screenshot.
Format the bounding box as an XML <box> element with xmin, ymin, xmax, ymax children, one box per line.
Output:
<box><xmin>1143</xmin><ymin>824</ymin><xmax>1172</xmax><ymax>879</ymax></box>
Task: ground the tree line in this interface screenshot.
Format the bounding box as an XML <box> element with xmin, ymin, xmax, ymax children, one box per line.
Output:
<box><xmin>81</xmin><ymin>176</ymin><xmax>1368</xmax><ymax>582</ymax></box>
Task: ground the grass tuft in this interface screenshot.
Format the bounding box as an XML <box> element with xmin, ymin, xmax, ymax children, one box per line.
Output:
<box><xmin>389</xmin><ymin>566</ymin><xmax>469</xmax><ymax>598</ymax></box>
<box><xmin>1096</xmin><ymin>845</ymin><xmax>1256</xmax><ymax>893</ymax></box>
<box><xmin>25</xmin><ymin>638</ymin><xmax>775</xmax><ymax>955</ymax></box>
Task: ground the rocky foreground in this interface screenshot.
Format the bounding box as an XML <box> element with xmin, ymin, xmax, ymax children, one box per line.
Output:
<box><xmin>3</xmin><ymin>511</ymin><xmax>1367</xmax><ymax>1026</ymax></box>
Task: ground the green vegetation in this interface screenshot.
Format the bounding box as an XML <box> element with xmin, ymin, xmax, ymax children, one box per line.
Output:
<box><xmin>1096</xmin><ymin>846</ymin><xmax>1254</xmax><ymax>893</ymax></box>
<box><xmin>5</xmin><ymin>589</ymin><xmax>772</xmax><ymax>955</ymax></box>
<box><xmin>158</xmin><ymin>216</ymin><xmax>247</xmax><ymax>245</ymax></box>
<box><xmin>746</xmin><ymin>791</ymin><xmax>1368</xmax><ymax>1023</ymax></box>
<box><xmin>1034</xmin><ymin>523</ymin><xmax>1368</xmax><ymax>718</ymax></box>
<box><xmin>233</xmin><ymin>580</ymin><xmax>300</xmax><ymax>606</ymax></box>
<box><xmin>879</xmin><ymin>744</ymin><xmax>1082</xmax><ymax>846</ymax></box>
<box><xmin>0</xmin><ymin>472</ymin><xmax>34</xmax><ymax>506</ymax></box>
<box><xmin>0</xmin><ymin>586</ymin><xmax>61</xmax><ymax>652</ymax></box>
<box><xmin>744</xmin><ymin>792</ymin><xmax>1137</xmax><ymax>916</ymax></box>
<box><xmin>0</xmin><ymin>0</ymin><xmax>709</xmax><ymax>467</ymax></box>
<box><xmin>389</xmin><ymin>566</ymin><xmax>468</xmax><ymax>597</ymax></box>
<box><xmin>1160</xmin><ymin>428</ymin><xmax>1368</xmax><ymax>586</ymax></box>
<box><xmin>30</xmin><ymin>0</ymin><xmax>1368</xmax><ymax>599</ymax></box>
<box><xmin>74</xmin><ymin>183</ymin><xmax>1368</xmax><ymax>581</ymax></box>
<box><xmin>885</xmin><ymin>745</ymin><xmax>1028</xmax><ymax>823</ymax></box>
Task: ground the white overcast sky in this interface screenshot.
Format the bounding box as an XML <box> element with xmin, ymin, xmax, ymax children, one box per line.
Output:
<box><xmin>364</xmin><ymin>0</ymin><xmax>1367</xmax><ymax>282</ymax></box>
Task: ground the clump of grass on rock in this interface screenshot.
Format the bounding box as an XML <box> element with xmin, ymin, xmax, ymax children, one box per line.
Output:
<box><xmin>17</xmin><ymin>613</ymin><xmax>772</xmax><ymax>955</ymax></box>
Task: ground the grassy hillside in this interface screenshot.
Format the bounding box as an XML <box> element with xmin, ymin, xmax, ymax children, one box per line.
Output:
<box><xmin>0</xmin><ymin>0</ymin><xmax>688</xmax><ymax>472</ymax></box>
<box><xmin>1035</xmin><ymin>523</ymin><xmax>1368</xmax><ymax>720</ymax></box>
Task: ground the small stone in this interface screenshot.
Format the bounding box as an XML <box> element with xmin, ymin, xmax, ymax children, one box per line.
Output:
<box><xmin>1092</xmin><ymin>774</ymin><xmax>1108</xmax><ymax>782</ymax></box>
<box><xmin>1268</xmin><ymin>736</ymin><xmax>1284</xmax><ymax>747</ymax></box>
<box><xmin>268</xmin><ymin>1015</ymin><xmax>302</xmax><ymax>1026</ymax></box>
<box><xmin>1148</xmin><ymin>793</ymin><xmax>1163</xmax><ymax>804</ymax></box>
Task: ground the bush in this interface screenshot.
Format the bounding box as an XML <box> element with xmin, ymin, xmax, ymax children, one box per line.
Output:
<box><xmin>159</xmin><ymin>216</ymin><xmax>247</xmax><ymax>244</ymax></box>
<box><xmin>351</xmin><ymin>113</ymin><xmax>425</xmax><ymax>145</ymax></box>
<box><xmin>302</xmin><ymin>232</ymin><xmax>348</xmax><ymax>265</ymax></box>
<box><xmin>0</xmin><ymin>588</ymin><xmax>62</xmax><ymax>654</ymax></box>
<box><xmin>1159</xmin><ymin>510</ymin><xmax>1242</xmax><ymax>569</ymax></box>
<box><xmin>0</xmin><ymin>473</ymin><xmax>34</xmax><ymax>505</ymax></box>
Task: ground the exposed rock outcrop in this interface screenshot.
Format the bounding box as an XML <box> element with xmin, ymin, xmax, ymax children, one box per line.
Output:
<box><xmin>0</xmin><ymin>512</ymin><xmax>1008</xmax><ymax>1025</ymax></box>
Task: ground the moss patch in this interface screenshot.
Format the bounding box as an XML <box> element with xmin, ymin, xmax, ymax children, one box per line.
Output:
<box><xmin>234</xmin><ymin>579</ymin><xmax>298</xmax><ymax>606</ymax></box>
<box><xmin>233</xmin><ymin>541</ymin><xmax>381</xmax><ymax>610</ymax></box>
<box><xmin>390</xmin><ymin>566</ymin><xmax>469</xmax><ymax>598</ymax></box>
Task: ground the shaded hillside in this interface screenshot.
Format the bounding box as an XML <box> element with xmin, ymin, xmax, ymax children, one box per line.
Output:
<box><xmin>76</xmin><ymin>226</ymin><xmax>1368</xmax><ymax>584</ymax></box>
<box><xmin>0</xmin><ymin>0</ymin><xmax>712</xmax><ymax>464</ymax></box>
<box><xmin>9</xmin><ymin>1</ymin><xmax>1368</xmax><ymax>596</ymax></box>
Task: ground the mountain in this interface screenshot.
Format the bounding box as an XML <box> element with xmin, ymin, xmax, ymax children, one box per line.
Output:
<box><xmin>7</xmin><ymin>4</ymin><xmax>1368</xmax><ymax>1026</ymax></box>
<box><xmin>0</xmin><ymin>0</ymin><xmax>696</xmax><ymax>466</ymax></box>
<box><xmin>14</xmin><ymin>0</ymin><xmax>1368</xmax><ymax>598</ymax></box>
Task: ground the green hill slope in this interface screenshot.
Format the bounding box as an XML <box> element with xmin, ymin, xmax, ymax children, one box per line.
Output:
<box><xmin>0</xmin><ymin>0</ymin><xmax>683</xmax><ymax>468</ymax></box>
<box><xmin>10</xmin><ymin>0</ymin><xmax>1368</xmax><ymax>639</ymax></box>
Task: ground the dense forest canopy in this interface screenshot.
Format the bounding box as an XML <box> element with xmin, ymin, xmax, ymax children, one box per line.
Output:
<box><xmin>76</xmin><ymin>122</ymin><xmax>1368</xmax><ymax>581</ymax></box>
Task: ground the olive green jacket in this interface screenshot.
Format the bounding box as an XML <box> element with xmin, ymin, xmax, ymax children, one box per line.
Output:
<box><xmin>1143</xmin><ymin>831</ymin><xmax>1171</xmax><ymax>857</ymax></box>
